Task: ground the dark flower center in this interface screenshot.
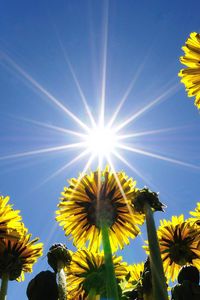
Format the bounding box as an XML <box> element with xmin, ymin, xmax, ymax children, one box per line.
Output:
<box><xmin>82</xmin><ymin>264</ymin><xmax>107</xmax><ymax>296</ymax></box>
<box><xmin>81</xmin><ymin>184</ymin><xmax>120</xmax><ymax>227</ymax></box>
<box><xmin>0</xmin><ymin>249</ymin><xmax>23</xmax><ymax>280</ymax></box>
<box><xmin>168</xmin><ymin>228</ymin><xmax>198</xmax><ymax>265</ymax></box>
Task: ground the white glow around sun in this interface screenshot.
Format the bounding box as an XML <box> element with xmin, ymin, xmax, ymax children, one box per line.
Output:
<box><xmin>84</xmin><ymin>126</ymin><xmax>118</xmax><ymax>158</ymax></box>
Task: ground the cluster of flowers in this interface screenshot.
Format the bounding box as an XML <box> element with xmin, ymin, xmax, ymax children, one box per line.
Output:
<box><xmin>0</xmin><ymin>195</ymin><xmax>43</xmax><ymax>295</ymax></box>
<box><xmin>27</xmin><ymin>167</ymin><xmax>200</xmax><ymax>300</ymax></box>
<box><xmin>1</xmin><ymin>32</ymin><xmax>200</xmax><ymax>299</ymax></box>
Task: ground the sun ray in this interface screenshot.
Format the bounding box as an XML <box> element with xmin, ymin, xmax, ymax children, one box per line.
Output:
<box><xmin>115</xmin><ymin>83</ymin><xmax>179</xmax><ymax>132</ymax></box>
<box><xmin>105</xmin><ymin>154</ymin><xmax>146</xmax><ymax>244</ymax></box>
<box><xmin>118</xmin><ymin>144</ymin><xmax>200</xmax><ymax>170</ymax></box>
<box><xmin>99</xmin><ymin>0</ymin><xmax>109</xmax><ymax>127</ymax></box>
<box><xmin>0</xmin><ymin>142</ymin><xmax>87</xmax><ymax>161</ymax></box>
<box><xmin>117</xmin><ymin>125</ymin><xmax>188</xmax><ymax>140</ymax></box>
<box><xmin>38</xmin><ymin>149</ymin><xmax>93</xmax><ymax>187</ymax></box>
<box><xmin>43</xmin><ymin>223</ymin><xmax>59</xmax><ymax>253</ymax></box>
<box><xmin>106</xmin><ymin>154</ymin><xmax>151</xmax><ymax>246</ymax></box>
<box><xmin>1</xmin><ymin>52</ymin><xmax>90</xmax><ymax>132</ymax></box>
<box><xmin>112</xmin><ymin>150</ymin><xmax>172</xmax><ymax>202</ymax></box>
<box><xmin>98</xmin><ymin>154</ymin><xmax>104</xmax><ymax>172</ymax></box>
<box><xmin>108</xmin><ymin>59</ymin><xmax>148</xmax><ymax>128</ymax></box>
<box><xmin>42</xmin><ymin>153</ymin><xmax>95</xmax><ymax>249</ymax></box>
<box><xmin>106</xmin><ymin>154</ymin><xmax>133</xmax><ymax>211</ymax></box>
<box><xmin>57</xmin><ymin>37</ymin><xmax>96</xmax><ymax>128</ymax></box>
<box><xmin>16</xmin><ymin>117</ymin><xmax>87</xmax><ymax>138</ymax></box>
<box><xmin>112</xmin><ymin>150</ymin><xmax>150</xmax><ymax>184</ymax></box>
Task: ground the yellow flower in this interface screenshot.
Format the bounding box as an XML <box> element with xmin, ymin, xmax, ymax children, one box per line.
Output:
<box><xmin>0</xmin><ymin>195</ymin><xmax>23</xmax><ymax>239</ymax></box>
<box><xmin>153</xmin><ymin>215</ymin><xmax>200</xmax><ymax>282</ymax></box>
<box><xmin>189</xmin><ymin>202</ymin><xmax>200</xmax><ymax>226</ymax></box>
<box><xmin>122</xmin><ymin>262</ymin><xmax>144</xmax><ymax>292</ymax></box>
<box><xmin>128</xmin><ymin>262</ymin><xmax>144</xmax><ymax>283</ymax></box>
<box><xmin>66</xmin><ymin>249</ymin><xmax>127</xmax><ymax>299</ymax></box>
<box><xmin>179</xmin><ymin>32</ymin><xmax>200</xmax><ymax>109</ymax></box>
<box><xmin>0</xmin><ymin>227</ymin><xmax>43</xmax><ymax>281</ymax></box>
<box><xmin>56</xmin><ymin>167</ymin><xmax>144</xmax><ymax>252</ymax></box>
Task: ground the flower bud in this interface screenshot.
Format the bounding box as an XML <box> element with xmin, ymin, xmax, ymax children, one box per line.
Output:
<box><xmin>47</xmin><ymin>243</ymin><xmax>71</xmax><ymax>272</ymax></box>
<box><xmin>26</xmin><ymin>270</ymin><xmax>58</xmax><ymax>300</ymax></box>
<box><xmin>178</xmin><ymin>265</ymin><xmax>199</xmax><ymax>285</ymax></box>
<box><xmin>133</xmin><ymin>188</ymin><xmax>165</xmax><ymax>213</ymax></box>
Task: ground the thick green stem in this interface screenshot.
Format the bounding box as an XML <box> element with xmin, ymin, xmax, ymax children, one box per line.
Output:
<box><xmin>143</xmin><ymin>293</ymin><xmax>153</xmax><ymax>300</ymax></box>
<box><xmin>144</xmin><ymin>202</ymin><xmax>168</xmax><ymax>300</ymax></box>
<box><xmin>101</xmin><ymin>221</ymin><xmax>119</xmax><ymax>300</ymax></box>
<box><xmin>0</xmin><ymin>273</ymin><xmax>9</xmax><ymax>300</ymax></box>
<box><xmin>88</xmin><ymin>288</ymin><xmax>96</xmax><ymax>300</ymax></box>
<box><xmin>57</xmin><ymin>261</ymin><xmax>67</xmax><ymax>300</ymax></box>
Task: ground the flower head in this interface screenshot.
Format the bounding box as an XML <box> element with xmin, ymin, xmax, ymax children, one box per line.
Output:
<box><xmin>179</xmin><ymin>32</ymin><xmax>200</xmax><ymax>109</ymax></box>
<box><xmin>127</xmin><ymin>262</ymin><xmax>144</xmax><ymax>286</ymax></box>
<box><xmin>0</xmin><ymin>195</ymin><xmax>23</xmax><ymax>239</ymax></box>
<box><xmin>0</xmin><ymin>228</ymin><xmax>43</xmax><ymax>281</ymax></box>
<box><xmin>121</xmin><ymin>259</ymin><xmax>154</xmax><ymax>300</ymax></box>
<box><xmin>66</xmin><ymin>249</ymin><xmax>127</xmax><ymax>299</ymax></box>
<box><xmin>150</xmin><ymin>215</ymin><xmax>200</xmax><ymax>281</ymax></box>
<box><xmin>56</xmin><ymin>167</ymin><xmax>144</xmax><ymax>252</ymax></box>
<box><xmin>121</xmin><ymin>262</ymin><xmax>144</xmax><ymax>294</ymax></box>
<box><xmin>189</xmin><ymin>202</ymin><xmax>200</xmax><ymax>226</ymax></box>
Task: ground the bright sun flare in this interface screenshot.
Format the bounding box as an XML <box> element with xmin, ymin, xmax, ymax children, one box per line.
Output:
<box><xmin>1</xmin><ymin>31</ymin><xmax>198</xmax><ymax>187</ymax></box>
<box><xmin>85</xmin><ymin>126</ymin><xmax>118</xmax><ymax>158</ymax></box>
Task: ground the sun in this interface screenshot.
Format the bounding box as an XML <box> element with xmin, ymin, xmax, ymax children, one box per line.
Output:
<box><xmin>1</xmin><ymin>28</ymin><xmax>198</xmax><ymax>184</ymax></box>
<box><xmin>84</xmin><ymin>125</ymin><xmax>119</xmax><ymax>158</ymax></box>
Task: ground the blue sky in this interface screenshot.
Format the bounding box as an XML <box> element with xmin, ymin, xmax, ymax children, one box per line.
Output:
<box><xmin>1</xmin><ymin>0</ymin><xmax>200</xmax><ymax>298</ymax></box>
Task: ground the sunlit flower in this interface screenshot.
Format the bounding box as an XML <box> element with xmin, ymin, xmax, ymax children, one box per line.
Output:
<box><xmin>0</xmin><ymin>195</ymin><xmax>23</xmax><ymax>239</ymax></box>
<box><xmin>189</xmin><ymin>202</ymin><xmax>200</xmax><ymax>226</ymax></box>
<box><xmin>179</xmin><ymin>32</ymin><xmax>200</xmax><ymax>109</ymax></box>
<box><xmin>148</xmin><ymin>215</ymin><xmax>200</xmax><ymax>281</ymax></box>
<box><xmin>121</xmin><ymin>258</ymin><xmax>157</xmax><ymax>300</ymax></box>
<box><xmin>56</xmin><ymin>167</ymin><xmax>144</xmax><ymax>252</ymax></box>
<box><xmin>66</xmin><ymin>249</ymin><xmax>127</xmax><ymax>299</ymax></box>
<box><xmin>121</xmin><ymin>262</ymin><xmax>144</xmax><ymax>293</ymax></box>
<box><xmin>128</xmin><ymin>262</ymin><xmax>144</xmax><ymax>284</ymax></box>
<box><xmin>0</xmin><ymin>227</ymin><xmax>43</xmax><ymax>281</ymax></box>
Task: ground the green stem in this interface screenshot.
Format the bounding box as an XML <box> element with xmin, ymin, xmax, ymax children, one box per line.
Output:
<box><xmin>101</xmin><ymin>221</ymin><xmax>119</xmax><ymax>300</ymax></box>
<box><xmin>57</xmin><ymin>261</ymin><xmax>67</xmax><ymax>300</ymax></box>
<box><xmin>88</xmin><ymin>288</ymin><xmax>96</xmax><ymax>300</ymax></box>
<box><xmin>0</xmin><ymin>273</ymin><xmax>9</xmax><ymax>300</ymax></box>
<box><xmin>143</xmin><ymin>293</ymin><xmax>153</xmax><ymax>300</ymax></box>
<box><xmin>144</xmin><ymin>202</ymin><xmax>168</xmax><ymax>300</ymax></box>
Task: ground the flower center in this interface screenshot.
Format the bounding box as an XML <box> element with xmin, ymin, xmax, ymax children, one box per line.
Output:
<box><xmin>84</xmin><ymin>185</ymin><xmax>119</xmax><ymax>228</ymax></box>
<box><xmin>83</xmin><ymin>264</ymin><xmax>107</xmax><ymax>296</ymax></box>
<box><xmin>0</xmin><ymin>251</ymin><xmax>23</xmax><ymax>280</ymax></box>
<box><xmin>169</xmin><ymin>232</ymin><xmax>198</xmax><ymax>265</ymax></box>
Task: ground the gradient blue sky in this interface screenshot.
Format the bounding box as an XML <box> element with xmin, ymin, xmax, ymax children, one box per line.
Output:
<box><xmin>1</xmin><ymin>0</ymin><xmax>200</xmax><ymax>298</ymax></box>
